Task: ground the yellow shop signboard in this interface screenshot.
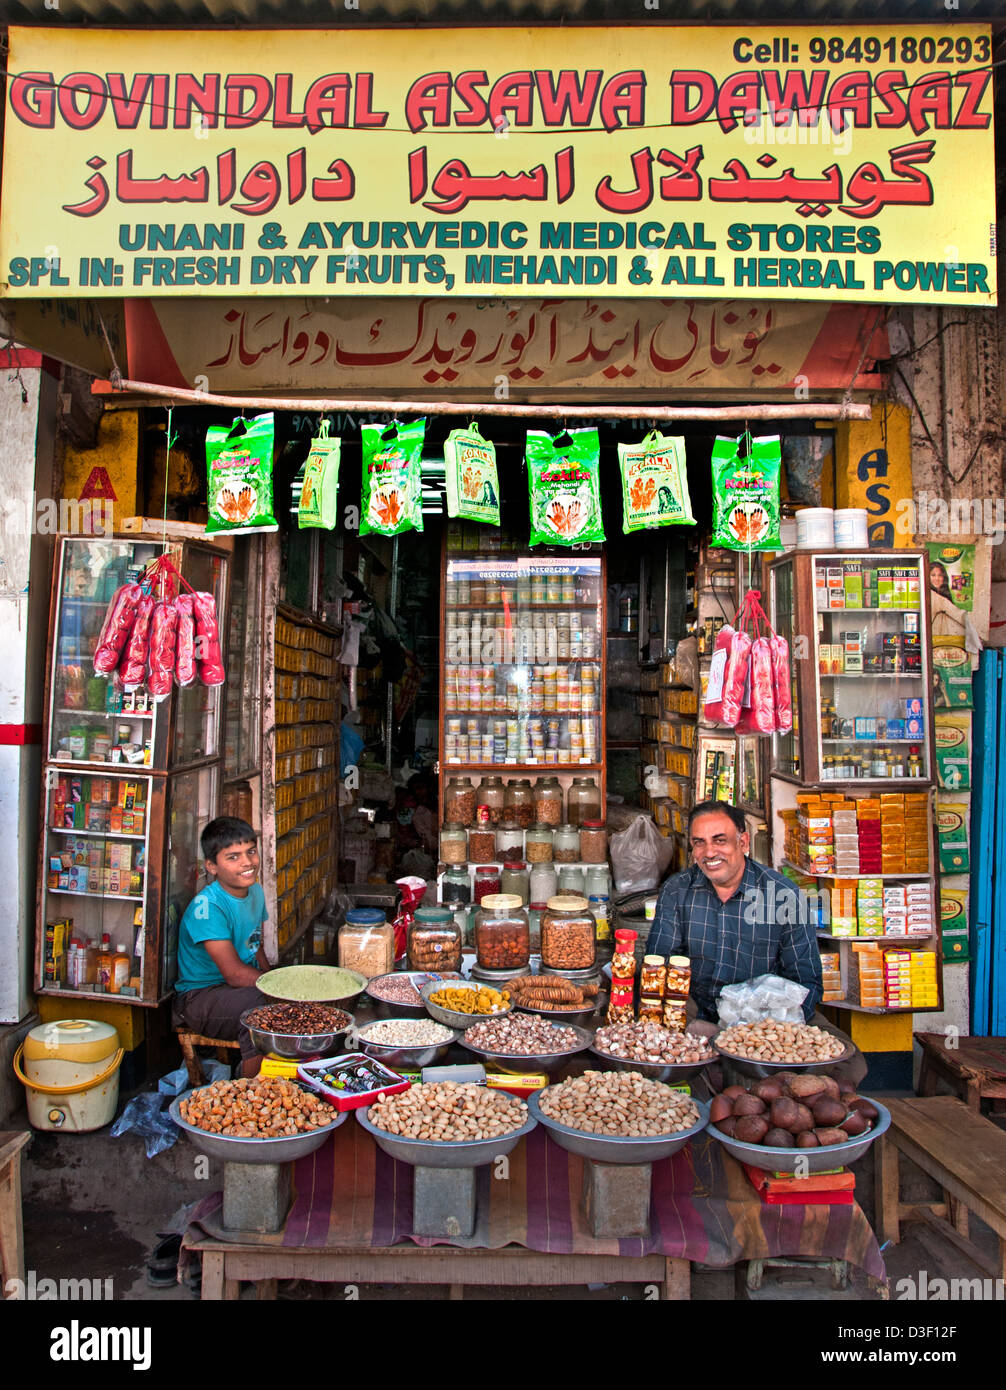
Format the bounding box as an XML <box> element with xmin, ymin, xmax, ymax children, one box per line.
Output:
<box><xmin>0</xmin><ymin>26</ymin><xmax>996</xmax><ymax>303</ymax></box>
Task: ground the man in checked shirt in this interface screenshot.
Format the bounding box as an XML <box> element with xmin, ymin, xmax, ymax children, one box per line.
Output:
<box><xmin>648</xmin><ymin>800</ymin><xmax>864</xmax><ymax>1080</ymax></box>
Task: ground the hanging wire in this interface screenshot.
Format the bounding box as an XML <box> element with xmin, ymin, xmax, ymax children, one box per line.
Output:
<box><xmin>162</xmin><ymin>406</ymin><xmax>176</xmax><ymax>582</ymax></box>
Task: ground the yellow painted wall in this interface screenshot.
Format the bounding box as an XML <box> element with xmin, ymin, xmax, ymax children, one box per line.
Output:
<box><xmin>38</xmin><ymin>994</ymin><xmax>145</xmax><ymax>1051</ymax></box>
<box><xmin>61</xmin><ymin>410</ymin><xmax>140</xmax><ymax>531</ymax></box>
<box><xmin>835</xmin><ymin>402</ymin><xmax>913</xmax><ymax>548</ymax></box>
<box><xmin>822</xmin><ymin>1006</ymin><xmax>914</xmax><ymax>1053</ymax></box>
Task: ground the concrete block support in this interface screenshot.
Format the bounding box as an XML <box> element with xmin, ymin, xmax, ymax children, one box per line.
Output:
<box><xmin>412</xmin><ymin>1165</ymin><xmax>476</xmax><ymax>1238</ymax></box>
<box><xmin>583</xmin><ymin>1159</ymin><xmax>652</xmax><ymax>1238</ymax></box>
<box><xmin>222</xmin><ymin>1161</ymin><xmax>292</xmax><ymax>1235</ymax></box>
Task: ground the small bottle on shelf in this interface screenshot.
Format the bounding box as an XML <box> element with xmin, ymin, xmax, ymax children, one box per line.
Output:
<box><xmin>110</xmin><ymin>943</ymin><xmax>131</xmax><ymax>994</ymax></box>
<box><xmin>97</xmin><ymin>934</ymin><xmax>113</xmax><ymax>990</ymax></box>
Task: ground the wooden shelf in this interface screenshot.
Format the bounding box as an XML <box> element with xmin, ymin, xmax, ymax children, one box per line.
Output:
<box><xmin>49</xmin><ymin>827</ymin><xmax>146</xmax><ymax>841</ymax></box>
<box><xmin>446</xmin><ymin>602</ymin><xmax>597</xmax><ymax>612</ymax></box>
<box><xmin>782</xmin><ymin>860</ymin><xmax>931</xmax><ymax>880</ymax></box>
<box><xmin>824</xmin><ymin>1000</ymin><xmax>941</xmax><ymax>1014</ymax></box>
<box><xmin>442</xmin><ymin>762</ymin><xmax>602</xmax><ymax>773</ymax></box>
<box><xmin>817</xmin><ymin>930</ymin><xmax>935</xmax><ymax>945</ymax></box>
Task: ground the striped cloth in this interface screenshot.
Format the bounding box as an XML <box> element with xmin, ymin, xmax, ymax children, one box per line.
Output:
<box><xmin>185</xmin><ymin>1121</ymin><xmax>885</xmax><ymax>1277</ymax></box>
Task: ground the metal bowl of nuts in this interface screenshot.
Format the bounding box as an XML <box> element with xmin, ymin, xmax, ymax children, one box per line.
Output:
<box><xmin>240</xmin><ymin>1003</ymin><xmax>355</xmax><ymax>1060</ymax></box>
<box><xmin>513</xmin><ymin>998</ymin><xmax>601</xmax><ymax>1026</ymax></box>
<box><xmin>529</xmin><ymin>1074</ymin><xmax>710</xmax><ymax>1164</ymax></box>
<box><xmin>713</xmin><ymin>1019</ymin><xmax>855</xmax><ymax>1079</ymax></box>
<box><xmin>169</xmin><ymin>1078</ymin><xmax>347</xmax><ymax>1164</ymax></box>
<box><xmin>420</xmin><ymin>980</ymin><xmax>513</xmax><ymax>1029</ymax></box>
<box><xmin>365</xmin><ymin>971</ymin><xmax>463</xmax><ymax>1019</ymax></box>
<box><xmin>352</xmin><ymin>1017</ymin><xmax>460</xmax><ymax>1069</ymax></box>
<box><xmin>589</xmin><ymin>1021</ymin><xmax>717</xmax><ymax>1083</ymax></box>
<box><xmin>459</xmin><ymin>1015</ymin><xmax>595</xmax><ymax>1075</ymax></box>
<box><xmin>356</xmin><ymin>1081</ymin><xmax>536</xmax><ymax>1168</ymax></box>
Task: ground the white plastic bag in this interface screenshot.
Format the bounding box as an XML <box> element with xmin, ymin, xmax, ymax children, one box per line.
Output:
<box><xmin>609</xmin><ymin>815</ymin><xmax>674</xmax><ymax>894</ymax></box>
<box><xmin>716</xmin><ymin>973</ymin><xmax>808</xmax><ymax>1026</ymax></box>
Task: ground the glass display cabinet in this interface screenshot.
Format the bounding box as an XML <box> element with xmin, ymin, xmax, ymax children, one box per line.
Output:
<box><xmin>767</xmin><ymin>551</ymin><xmax>935</xmax><ymax>787</ymax></box>
<box><xmin>766</xmin><ymin>549</ymin><xmax>942</xmax><ymax>1017</ymax></box>
<box><xmin>37</xmin><ymin>535</ymin><xmax>230</xmax><ymax>1005</ymax></box>
<box><xmin>440</xmin><ymin>540</ymin><xmax>606</xmax><ymax>808</ymax></box>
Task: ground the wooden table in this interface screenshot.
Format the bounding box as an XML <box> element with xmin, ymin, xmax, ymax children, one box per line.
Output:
<box><xmin>189</xmin><ymin>1237</ymin><xmax>691</xmax><ymax>1301</ymax></box>
<box><xmin>876</xmin><ymin>1095</ymin><xmax>1006</xmax><ymax>1283</ymax></box>
<box><xmin>0</xmin><ymin>1131</ymin><xmax>31</xmax><ymax>1298</ymax></box>
<box><xmin>916</xmin><ymin>1032</ymin><xmax>1006</xmax><ymax>1113</ymax></box>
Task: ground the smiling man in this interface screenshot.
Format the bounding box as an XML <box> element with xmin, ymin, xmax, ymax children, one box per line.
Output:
<box><xmin>647</xmin><ymin>800</ymin><xmax>823</xmax><ymax>1027</ymax></box>
<box><xmin>172</xmin><ymin>816</ymin><xmax>272</xmax><ymax>1078</ymax></box>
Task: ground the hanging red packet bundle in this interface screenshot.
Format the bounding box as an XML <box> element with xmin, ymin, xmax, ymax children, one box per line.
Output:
<box><xmin>174</xmin><ymin>594</ymin><xmax>197</xmax><ymax>687</ymax></box>
<box><xmin>192</xmin><ymin>592</ymin><xmax>225</xmax><ymax>686</ymax></box>
<box><xmin>705</xmin><ymin>589</ymin><xmax>790</xmax><ymax>735</ymax></box>
<box><xmin>702</xmin><ymin>625</ymin><xmax>736</xmax><ymax>725</ymax></box>
<box><xmin>147</xmin><ymin>601</ymin><xmax>178</xmax><ymax>701</ymax></box>
<box><xmin>770</xmin><ymin>633</ymin><xmax>793</xmax><ymax>734</ymax></box>
<box><xmin>720</xmin><ymin>629</ymin><xmax>753</xmax><ymax>728</ymax></box>
<box><xmin>94</xmin><ymin>583</ymin><xmax>142</xmax><ymax>675</ymax></box>
<box><xmin>735</xmin><ymin>636</ymin><xmax>776</xmax><ymax>734</ymax></box>
<box><xmin>118</xmin><ymin>594</ymin><xmax>155</xmax><ymax>691</ymax></box>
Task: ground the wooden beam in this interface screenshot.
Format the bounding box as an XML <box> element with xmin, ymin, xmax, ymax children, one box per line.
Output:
<box><xmin>93</xmin><ymin>377</ymin><xmax>873</xmax><ymax>423</ymax></box>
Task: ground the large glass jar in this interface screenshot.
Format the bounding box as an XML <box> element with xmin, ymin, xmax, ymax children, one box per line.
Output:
<box><xmin>495</xmin><ymin>815</ymin><xmax>524</xmax><ymax>860</ymax></box>
<box><xmin>579</xmin><ymin>819</ymin><xmax>608</xmax><ymax>864</ymax></box>
<box><xmin>558</xmin><ymin>864</ymin><xmax>585</xmax><ymax>895</ymax></box>
<box><xmin>525</xmin><ymin>823</ymin><xmax>553</xmax><ymax>863</ymax></box>
<box><xmin>338</xmin><ymin>909</ymin><xmax>394</xmax><ymax>979</ymax></box>
<box><xmin>441</xmin><ymin>867</ymin><xmax>472</xmax><ymax>907</ymax></box>
<box><xmin>407</xmin><ymin>907</ymin><xmax>463</xmax><ymax>973</ymax></box>
<box><xmin>541</xmin><ymin>895</ymin><xmax>596</xmax><ymax>971</ymax></box>
<box><xmin>473</xmin><ymin>865</ymin><xmax>502</xmax><ymax>904</ymax></box>
<box><xmin>474</xmin><ymin>894</ymin><xmax>530</xmax><ymax>972</ymax></box>
<box><xmin>444</xmin><ymin>775</ymin><xmax>477</xmax><ymax>825</ymax></box>
<box><xmin>439</xmin><ymin>823</ymin><xmax>468</xmax><ymax>866</ymax></box>
<box><xmin>467</xmin><ymin>825</ymin><xmax>496</xmax><ymax>862</ymax></box>
<box><xmin>475</xmin><ymin>775</ymin><xmax>506</xmax><ymax>825</ymax></box>
<box><xmin>566</xmin><ymin>776</ymin><xmax>602</xmax><ymax>826</ymax></box>
<box><xmin>584</xmin><ymin>865</ymin><xmax>612</xmax><ymax>943</ymax></box>
<box><xmin>529</xmin><ymin>861</ymin><xmax>558</xmax><ymax>908</ymax></box>
<box><xmin>534</xmin><ymin>775</ymin><xmax>564</xmax><ymax>826</ymax></box>
<box><xmin>553</xmin><ymin>824</ymin><xmax>580</xmax><ymax>862</ymax></box>
<box><xmin>500</xmin><ymin>860</ymin><xmax>530</xmax><ymax>904</ymax></box>
<box><xmin>503</xmin><ymin>778</ymin><xmax>534</xmax><ymax>828</ymax></box>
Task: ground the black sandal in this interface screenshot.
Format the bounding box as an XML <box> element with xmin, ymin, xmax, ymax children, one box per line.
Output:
<box><xmin>146</xmin><ymin>1233</ymin><xmax>182</xmax><ymax>1288</ymax></box>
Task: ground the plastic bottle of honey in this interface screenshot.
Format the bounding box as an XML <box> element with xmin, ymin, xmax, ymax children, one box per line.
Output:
<box><xmin>110</xmin><ymin>944</ymin><xmax>131</xmax><ymax>994</ymax></box>
<box><xmin>97</xmin><ymin>934</ymin><xmax>114</xmax><ymax>990</ymax></box>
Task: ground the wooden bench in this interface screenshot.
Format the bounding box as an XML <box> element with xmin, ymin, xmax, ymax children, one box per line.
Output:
<box><xmin>916</xmin><ymin>1032</ymin><xmax>1006</xmax><ymax>1114</ymax></box>
<box><xmin>876</xmin><ymin>1095</ymin><xmax>1006</xmax><ymax>1283</ymax></box>
<box><xmin>176</xmin><ymin>1033</ymin><xmax>241</xmax><ymax>1087</ymax></box>
<box><xmin>0</xmin><ymin>1131</ymin><xmax>31</xmax><ymax>1298</ymax></box>
<box><xmin>187</xmin><ymin>1236</ymin><xmax>692</xmax><ymax>1301</ymax></box>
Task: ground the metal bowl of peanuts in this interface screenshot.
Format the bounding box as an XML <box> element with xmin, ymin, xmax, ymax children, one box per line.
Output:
<box><xmin>365</xmin><ymin>971</ymin><xmax>464</xmax><ymax>1019</ymax></box>
<box><xmin>528</xmin><ymin>1072</ymin><xmax>710</xmax><ymax>1164</ymax></box>
<box><xmin>353</xmin><ymin>1017</ymin><xmax>461</xmax><ymax>1069</ymax></box>
<box><xmin>459</xmin><ymin>1014</ymin><xmax>595</xmax><ymax>1074</ymax></box>
<box><xmin>169</xmin><ymin>1077</ymin><xmax>347</xmax><ymax>1164</ymax></box>
<box><xmin>589</xmin><ymin>1021</ymin><xmax>718</xmax><ymax>1083</ymax></box>
<box><xmin>420</xmin><ymin>979</ymin><xmax>513</xmax><ymax>1029</ymax></box>
<box><xmin>713</xmin><ymin>1019</ymin><xmax>855</xmax><ymax>1078</ymax></box>
<box><xmin>356</xmin><ymin>1081</ymin><xmax>536</xmax><ymax>1167</ymax></box>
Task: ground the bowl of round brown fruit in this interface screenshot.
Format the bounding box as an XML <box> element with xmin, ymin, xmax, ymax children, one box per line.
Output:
<box><xmin>706</xmin><ymin>1073</ymin><xmax>890</xmax><ymax>1173</ymax></box>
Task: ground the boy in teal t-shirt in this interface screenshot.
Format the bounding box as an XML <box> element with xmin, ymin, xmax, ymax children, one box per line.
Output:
<box><xmin>172</xmin><ymin>817</ymin><xmax>272</xmax><ymax>1076</ymax></box>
